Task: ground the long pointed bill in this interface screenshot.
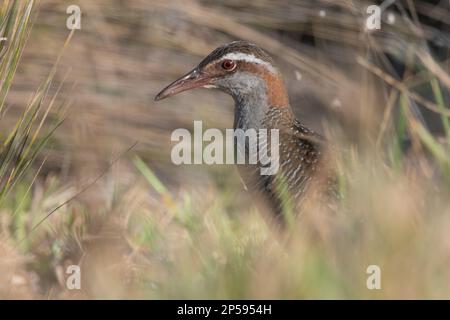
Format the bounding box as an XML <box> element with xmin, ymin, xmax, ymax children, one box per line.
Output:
<box><xmin>154</xmin><ymin>68</ymin><xmax>212</xmax><ymax>101</ymax></box>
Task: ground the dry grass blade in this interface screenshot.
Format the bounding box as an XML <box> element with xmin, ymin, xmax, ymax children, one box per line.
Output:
<box><xmin>357</xmin><ymin>56</ymin><xmax>450</xmax><ymax>116</ymax></box>
<box><xmin>0</xmin><ymin>0</ymin><xmax>64</xmax><ymax>203</ymax></box>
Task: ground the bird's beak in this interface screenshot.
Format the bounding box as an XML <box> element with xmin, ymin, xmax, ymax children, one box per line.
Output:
<box><xmin>154</xmin><ymin>68</ymin><xmax>212</xmax><ymax>101</ymax></box>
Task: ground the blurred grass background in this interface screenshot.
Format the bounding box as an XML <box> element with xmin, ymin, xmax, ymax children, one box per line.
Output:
<box><xmin>1</xmin><ymin>0</ymin><xmax>450</xmax><ymax>299</ymax></box>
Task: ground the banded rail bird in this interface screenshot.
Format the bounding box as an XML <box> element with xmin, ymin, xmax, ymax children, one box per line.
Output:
<box><xmin>155</xmin><ymin>41</ymin><xmax>331</xmax><ymax>225</ymax></box>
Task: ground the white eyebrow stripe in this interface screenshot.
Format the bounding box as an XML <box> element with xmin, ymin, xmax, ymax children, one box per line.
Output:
<box><xmin>221</xmin><ymin>52</ymin><xmax>278</xmax><ymax>74</ymax></box>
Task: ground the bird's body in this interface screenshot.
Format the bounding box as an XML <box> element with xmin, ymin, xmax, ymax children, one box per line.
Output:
<box><xmin>156</xmin><ymin>41</ymin><xmax>329</xmax><ymax>223</ymax></box>
<box><xmin>234</xmin><ymin>105</ymin><xmax>323</xmax><ymax>222</ymax></box>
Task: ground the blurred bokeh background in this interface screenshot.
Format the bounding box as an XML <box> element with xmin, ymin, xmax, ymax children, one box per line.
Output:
<box><xmin>1</xmin><ymin>0</ymin><xmax>449</xmax><ymax>299</ymax></box>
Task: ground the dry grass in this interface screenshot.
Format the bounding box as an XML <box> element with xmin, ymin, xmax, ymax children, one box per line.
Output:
<box><xmin>0</xmin><ymin>0</ymin><xmax>449</xmax><ymax>299</ymax></box>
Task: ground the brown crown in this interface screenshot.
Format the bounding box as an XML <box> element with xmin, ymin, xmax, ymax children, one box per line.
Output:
<box><xmin>198</xmin><ymin>40</ymin><xmax>275</xmax><ymax>68</ymax></box>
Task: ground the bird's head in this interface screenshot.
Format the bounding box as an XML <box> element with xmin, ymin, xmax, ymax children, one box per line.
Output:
<box><xmin>155</xmin><ymin>41</ymin><xmax>288</xmax><ymax>107</ymax></box>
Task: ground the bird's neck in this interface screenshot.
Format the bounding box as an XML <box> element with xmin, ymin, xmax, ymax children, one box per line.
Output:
<box><xmin>232</xmin><ymin>73</ymin><xmax>293</xmax><ymax>131</ymax></box>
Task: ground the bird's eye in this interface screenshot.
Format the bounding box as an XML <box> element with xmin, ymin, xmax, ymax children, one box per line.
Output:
<box><xmin>221</xmin><ymin>59</ymin><xmax>236</xmax><ymax>71</ymax></box>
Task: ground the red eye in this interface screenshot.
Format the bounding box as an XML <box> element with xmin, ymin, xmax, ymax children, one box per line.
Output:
<box><xmin>221</xmin><ymin>59</ymin><xmax>236</xmax><ymax>71</ymax></box>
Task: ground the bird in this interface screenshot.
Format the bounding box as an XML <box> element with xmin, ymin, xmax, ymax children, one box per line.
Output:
<box><xmin>155</xmin><ymin>40</ymin><xmax>331</xmax><ymax>225</ymax></box>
